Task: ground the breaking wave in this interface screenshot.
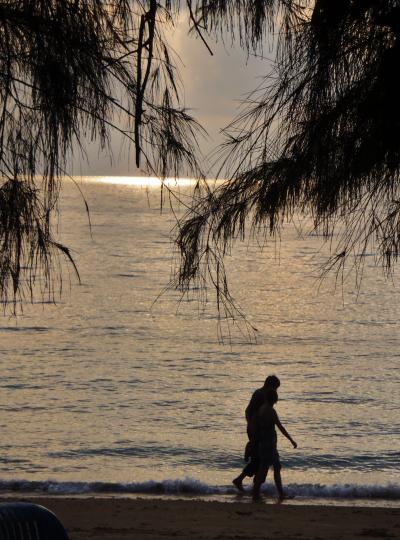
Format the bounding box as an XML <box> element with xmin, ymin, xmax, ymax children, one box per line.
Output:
<box><xmin>0</xmin><ymin>478</ymin><xmax>399</xmax><ymax>500</ymax></box>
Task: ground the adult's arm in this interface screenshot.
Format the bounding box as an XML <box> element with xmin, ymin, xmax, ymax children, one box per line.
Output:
<box><xmin>245</xmin><ymin>389</ymin><xmax>262</xmax><ymax>422</ymax></box>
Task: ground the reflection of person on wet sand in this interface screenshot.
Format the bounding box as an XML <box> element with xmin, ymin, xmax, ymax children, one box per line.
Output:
<box><xmin>252</xmin><ymin>388</ymin><xmax>297</xmax><ymax>501</ymax></box>
<box><xmin>232</xmin><ymin>375</ymin><xmax>281</xmax><ymax>492</ymax></box>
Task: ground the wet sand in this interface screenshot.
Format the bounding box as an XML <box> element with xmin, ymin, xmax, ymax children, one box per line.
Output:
<box><xmin>1</xmin><ymin>496</ymin><xmax>399</xmax><ymax>540</ymax></box>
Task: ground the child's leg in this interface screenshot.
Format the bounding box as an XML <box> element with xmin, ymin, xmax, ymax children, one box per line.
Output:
<box><xmin>272</xmin><ymin>450</ymin><xmax>288</xmax><ymax>500</ymax></box>
<box><xmin>273</xmin><ymin>465</ymin><xmax>284</xmax><ymax>500</ymax></box>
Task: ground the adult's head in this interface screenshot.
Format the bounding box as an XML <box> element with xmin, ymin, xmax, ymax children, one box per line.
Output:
<box><xmin>265</xmin><ymin>388</ymin><xmax>278</xmax><ymax>406</ymax></box>
<box><xmin>264</xmin><ymin>375</ymin><xmax>280</xmax><ymax>390</ymax></box>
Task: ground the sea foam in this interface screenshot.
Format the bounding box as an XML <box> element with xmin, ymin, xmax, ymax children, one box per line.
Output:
<box><xmin>0</xmin><ymin>478</ymin><xmax>399</xmax><ymax>500</ymax></box>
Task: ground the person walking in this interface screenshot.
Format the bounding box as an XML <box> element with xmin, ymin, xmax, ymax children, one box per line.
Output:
<box><xmin>252</xmin><ymin>388</ymin><xmax>297</xmax><ymax>501</ymax></box>
<box><xmin>232</xmin><ymin>375</ymin><xmax>281</xmax><ymax>492</ymax></box>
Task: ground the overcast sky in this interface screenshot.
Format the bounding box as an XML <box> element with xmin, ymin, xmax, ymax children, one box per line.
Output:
<box><xmin>68</xmin><ymin>20</ymin><xmax>272</xmax><ymax>177</ymax></box>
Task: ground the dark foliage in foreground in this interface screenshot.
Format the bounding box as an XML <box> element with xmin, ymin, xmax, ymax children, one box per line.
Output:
<box><xmin>2</xmin><ymin>0</ymin><xmax>399</xmax><ymax>317</ymax></box>
<box><xmin>0</xmin><ymin>0</ymin><xmax>206</xmax><ymax>308</ymax></box>
<box><xmin>176</xmin><ymin>0</ymin><xmax>400</xmax><ymax>320</ymax></box>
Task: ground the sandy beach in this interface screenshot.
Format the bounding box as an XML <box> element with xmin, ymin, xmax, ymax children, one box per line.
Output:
<box><xmin>1</xmin><ymin>496</ymin><xmax>399</xmax><ymax>540</ymax></box>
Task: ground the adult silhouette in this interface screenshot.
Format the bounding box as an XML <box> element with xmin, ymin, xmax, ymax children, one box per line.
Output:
<box><xmin>232</xmin><ymin>375</ymin><xmax>280</xmax><ymax>492</ymax></box>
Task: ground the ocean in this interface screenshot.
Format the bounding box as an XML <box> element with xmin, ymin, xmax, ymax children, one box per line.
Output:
<box><xmin>0</xmin><ymin>176</ymin><xmax>399</xmax><ymax>504</ymax></box>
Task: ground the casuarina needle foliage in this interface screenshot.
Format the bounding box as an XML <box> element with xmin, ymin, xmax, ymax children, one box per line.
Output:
<box><xmin>1</xmin><ymin>1</ymin><xmax>399</xmax><ymax>316</ymax></box>
<box><xmin>175</xmin><ymin>0</ymin><xmax>400</xmax><ymax>321</ymax></box>
<box><xmin>0</xmin><ymin>0</ymin><xmax>205</xmax><ymax>308</ymax></box>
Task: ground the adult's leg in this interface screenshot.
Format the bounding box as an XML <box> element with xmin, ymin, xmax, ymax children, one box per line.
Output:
<box><xmin>252</xmin><ymin>463</ymin><xmax>269</xmax><ymax>501</ymax></box>
<box><xmin>232</xmin><ymin>457</ymin><xmax>258</xmax><ymax>491</ymax></box>
<box><xmin>232</xmin><ymin>438</ymin><xmax>260</xmax><ymax>491</ymax></box>
<box><xmin>232</xmin><ymin>473</ymin><xmax>246</xmax><ymax>492</ymax></box>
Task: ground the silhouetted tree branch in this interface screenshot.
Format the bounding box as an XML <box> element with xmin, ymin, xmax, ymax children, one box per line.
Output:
<box><xmin>3</xmin><ymin>0</ymin><xmax>397</xmax><ymax>320</ymax></box>
<box><xmin>0</xmin><ymin>0</ymin><xmax>208</xmax><ymax>309</ymax></box>
<box><xmin>175</xmin><ymin>0</ymin><xmax>400</xmax><ymax>321</ymax></box>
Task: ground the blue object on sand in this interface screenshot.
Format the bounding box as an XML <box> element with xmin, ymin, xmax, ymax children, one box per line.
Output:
<box><xmin>0</xmin><ymin>502</ymin><xmax>68</xmax><ymax>539</ymax></box>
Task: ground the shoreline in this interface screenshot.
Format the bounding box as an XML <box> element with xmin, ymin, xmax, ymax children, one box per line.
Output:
<box><xmin>1</xmin><ymin>496</ymin><xmax>399</xmax><ymax>540</ymax></box>
<box><xmin>1</xmin><ymin>491</ymin><xmax>400</xmax><ymax>508</ymax></box>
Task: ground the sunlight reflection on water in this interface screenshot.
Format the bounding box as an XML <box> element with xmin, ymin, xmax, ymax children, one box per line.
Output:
<box><xmin>0</xmin><ymin>177</ymin><xmax>399</xmax><ymax>496</ymax></box>
<box><xmin>92</xmin><ymin>176</ymin><xmax>205</xmax><ymax>187</ymax></box>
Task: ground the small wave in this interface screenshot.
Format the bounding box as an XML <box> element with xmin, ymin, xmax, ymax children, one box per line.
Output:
<box><xmin>0</xmin><ymin>326</ymin><xmax>48</xmax><ymax>333</ymax></box>
<box><xmin>0</xmin><ymin>478</ymin><xmax>399</xmax><ymax>500</ymax></box>
<box><xmin>283</xmin><ymin>452</ymin><xmax>400</xmax><ymax>471</ymax></box>
<box><xmin>46</xmin><ymin>445</ymin><xmax>400</xmax><ymax>472</ymax></box>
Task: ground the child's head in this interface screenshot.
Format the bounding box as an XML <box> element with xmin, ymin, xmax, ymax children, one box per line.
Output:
<box><xmin>265</xmin><ymin>388</ymin><xmax>278</xmax><ymax>406</ymax></box>
<box><xmin>264</xmin><ymin>375</ymin><xmax>280</xmax><ymax>390</ymax></box>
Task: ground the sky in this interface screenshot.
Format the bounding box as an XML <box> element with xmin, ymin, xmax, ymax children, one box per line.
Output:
<box><xmin>69</xmin><ymin>18</ymin><xmax>272</xmax><ymax>177</ymax></box>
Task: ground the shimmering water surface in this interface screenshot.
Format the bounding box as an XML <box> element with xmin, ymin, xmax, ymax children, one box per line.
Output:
<box><xmin>0</xmin><ymin>177</ymin><xmax>399</xmax><ymax>499</ymax></box>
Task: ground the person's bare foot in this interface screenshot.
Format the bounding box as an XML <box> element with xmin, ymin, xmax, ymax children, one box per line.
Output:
<box><xmin>232</xmin><ymin>478</ymin><xmax>245</xmax><ymax>492</ymax></box>
<box><xmin>277</xmin><ymin>493</ymin><xmax>295</xmax><ymax>503</ymax></box>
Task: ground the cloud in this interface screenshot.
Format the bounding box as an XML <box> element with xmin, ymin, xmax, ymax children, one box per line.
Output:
<box><xmin>70</xmin><ymin>18</ymin><xmax>272</xmax><ymax>177</ymax></box>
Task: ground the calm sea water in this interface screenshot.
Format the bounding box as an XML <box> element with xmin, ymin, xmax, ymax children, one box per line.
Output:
<box><xmin>0</xmin><ymin>176</ymin><xmax>399</xmax><ymax>502</ymax></box>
